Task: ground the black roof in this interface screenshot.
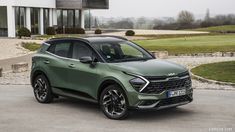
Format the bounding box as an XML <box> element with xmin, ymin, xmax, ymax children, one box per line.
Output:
<box><xmin>46</xmin><ymin>36</ymin><xmax>128</xmax><ymax>44</ymax></box>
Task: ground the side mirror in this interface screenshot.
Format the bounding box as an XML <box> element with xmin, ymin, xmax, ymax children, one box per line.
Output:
<box><xmin>80</xmin><ymin>56</ymin><xmax>93</xmax><ymax>64</ymax></box>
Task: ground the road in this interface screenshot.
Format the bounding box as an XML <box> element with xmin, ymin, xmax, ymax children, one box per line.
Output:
<box><xmin>0</xmin><ymin>85</ymin><xmax>234</xmax><ymax>132</ymax></box>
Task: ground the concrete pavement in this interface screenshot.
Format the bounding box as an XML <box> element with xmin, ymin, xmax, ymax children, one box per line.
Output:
<box><xmin>0</xmin><ymin>85</ymin><xmax>234</xmax><ymax>132</ymax></box>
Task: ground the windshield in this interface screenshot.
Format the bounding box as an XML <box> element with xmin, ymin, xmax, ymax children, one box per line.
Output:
<box><xmin>92</xmin><ymin>41</ymin><xmax>154</xmax><ymax>63</ymax></box>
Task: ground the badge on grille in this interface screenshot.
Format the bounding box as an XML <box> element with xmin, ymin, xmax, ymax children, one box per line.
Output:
<box><xmin>168</xmin><ymin>73</ymin><xmax>176</xmax><ymax>76</ymax></box>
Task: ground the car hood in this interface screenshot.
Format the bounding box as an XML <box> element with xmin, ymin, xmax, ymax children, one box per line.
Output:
<box><xmin>107</xmin><ymin>59</ymin><xmax>187</xmax><ymax>76</ymax></box>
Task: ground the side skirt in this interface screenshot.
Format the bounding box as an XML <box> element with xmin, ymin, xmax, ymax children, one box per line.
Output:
<box><xmin>52</xmin><ymin>87</ymin><xmax>98</xmax><ymax>103</ymax></box>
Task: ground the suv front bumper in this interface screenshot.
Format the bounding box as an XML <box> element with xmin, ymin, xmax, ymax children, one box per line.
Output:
<box><xmin>128</xmin><ymin>88</ymin><xmax>193</xmax><ymax>110</ymax></box>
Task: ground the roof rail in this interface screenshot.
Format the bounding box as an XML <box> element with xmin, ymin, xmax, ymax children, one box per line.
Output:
<box><xmin>84</xmin><ymin>35</ymin><xmax>128</xmax><ymax>41</ymax></box>
<box><xmin>47</xmin><ymin>37</ymin><xmax>90</xmax><ymax>44</ymax></box>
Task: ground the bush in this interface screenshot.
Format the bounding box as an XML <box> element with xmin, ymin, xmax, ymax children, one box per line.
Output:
<box><xmin>125</xmin><ymin>30</ymin><xmax>135</xmax><ymax>36</ymax></box>
<box><xmin>75</xmin><ymin>28</ymin><xmax>85</xmax><ymax>34</ymax></box>
<box><xmin>95</xmin><ymin>29</ymin><xmax>102</xmax><ymax>34</ymax></box>
<box><xmin>46</xmin><ymin>27</ymin><xmax>56</xmax><ymax>35</ymax></box>
<box><xmin>18</xmin><ymin>27</ymin><xmax>31</xmax><ymax>38</ymax></box>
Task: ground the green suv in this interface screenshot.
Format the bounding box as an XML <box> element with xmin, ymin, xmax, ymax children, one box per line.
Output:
<box><xmin>31</xmin><ymin>36</ymin><xmax>193</xmax><ymax>119</ymax></box>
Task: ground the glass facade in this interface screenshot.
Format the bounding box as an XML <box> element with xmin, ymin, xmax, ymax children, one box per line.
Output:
<box><xmin>43</xmin><ymin>9</ymin><xmax>50</xmax><ymax>31</ymax></box>
<box><xmin>57</xmin><ymin>9</ymin><xmax>80</xmax><ymax>28</ymax></box>
<box><xmin>0</xmin><ymin>6</ymin><xmax>7</xmax><ymax>36</ymax></box>
<box><xmin>31</xmin><ymin>8</ymin><xmax>40</xmax><ymax>34</ymax></box>
<box><xmin>15</xmin><ymin>7</ymin><xmax>26</xmax><ymax>31</ymax></box>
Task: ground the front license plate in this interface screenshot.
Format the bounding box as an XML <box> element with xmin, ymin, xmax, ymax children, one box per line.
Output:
<box><xmin>168</xmin><ymin>89</ymin><xmax>186</xmax><ymax>98</ymax></box>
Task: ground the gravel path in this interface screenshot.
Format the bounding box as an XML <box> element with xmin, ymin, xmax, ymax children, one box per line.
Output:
<box><xmin>0</xmin><ymin>38</ymin><xmax>42</xmax><ymax>60</ymax></box>
<box><xmin>0</xmin><ymin>56</ymin><xmax>234</xmax><ymax>90</ymax></box>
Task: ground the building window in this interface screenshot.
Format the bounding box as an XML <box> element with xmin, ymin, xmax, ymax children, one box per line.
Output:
<box><xmin>0</xmin><ymin>6</ymin><xmax>8</xmax><ymax>36</ymax></box>
<box><xmin>15</xmin><ymin>7</ymin><xmax>26</xmax><ymax>31</ymax></box>
<box><xmin>75</xmin><ymin>10</ymin><xmax>80</xmax><ymax>27</ymax></box>
<box><xmin>57</xmin><ymin>9</ymin><xmax>80</xmax><ymax>29</ymax></box>
<box><xmin>31</xmin><ymin>8</ymin><xmax>40</xmax><ymax>34</ymax></box>
<box><xmin>68</xmin><ymin>10</ymin><xmax>74</xmax><ymax>28</ymax></box>
<box><xmin>62</xmin><ymin>10</ymin><xmax>68</xmax><ymax>28</ymax></box>
<box><xmin>57</xmin><ymin>10</ymin><xmax>62</xmax><ymax>27</ymax></box>
<box><xmin>43</xmin><ymin>9</ymin><xmax>50</xmax><ymax>32</ymax></box>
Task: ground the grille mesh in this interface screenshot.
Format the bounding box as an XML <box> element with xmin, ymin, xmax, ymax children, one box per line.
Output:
<box><xmin>142</xmin><ymin>76</ymin><xmax>191</xmax><ymax>94</ymax></box>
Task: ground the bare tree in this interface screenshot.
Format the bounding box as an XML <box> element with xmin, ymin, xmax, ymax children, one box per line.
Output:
<box><xmin>177</xmin><ymin>10</ymin><xmax>195</xmax><ymax>25</ymax></box>
<box><xmin>205</xmin><ymin>9</ymin><xmax>210</xmax><ymax>22</ymax></box>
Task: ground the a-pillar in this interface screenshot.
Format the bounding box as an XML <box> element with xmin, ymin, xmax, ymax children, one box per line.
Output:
<box><xmin>7</xmin><ymin>5</ymin><xmax>15</xmax><ymax>37</ymax></box>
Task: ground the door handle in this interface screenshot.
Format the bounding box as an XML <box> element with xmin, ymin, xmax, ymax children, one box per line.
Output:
<box><xmin>68</xmin><ymin>64</ymin><xmax>75</xmax><ymax>68</ymax></box>
<box><xmin>44</xmin><ymin>60</ymin><xmax>50</xmax><ymax>64</ymax></box>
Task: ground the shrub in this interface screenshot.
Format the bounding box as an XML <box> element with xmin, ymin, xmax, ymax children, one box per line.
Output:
<box><xmin>46</xmin><ymin>27</ymin><xmax>56</xmax><ymax>35</ymax></box>
<box><xmin>75</xmin><ymin>28</ymin><xmax>85</xmax><ymax>34</ymax></box>
<box><xmin>56</xmin><ymin>27</ymin><xmax>63</xmax><ymax>34</ymax></box>
<box><xmin>95</xmin><ymin>29</ymin><xmax>102</xmax><ymax>34</ymax></box>
<box><xmin>18</xmin><ymin>27</ymin><xmax>31</xmax><ymax>38</ymax></box>
<box><xmin>125</xmin><ymin>30</ymin><xmax>135</xmax><ymax>36</ymax></box>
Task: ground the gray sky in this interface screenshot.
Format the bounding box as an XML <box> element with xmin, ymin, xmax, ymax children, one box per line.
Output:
<box><xmin>92</xmin><ymin>0</ymin><xmax>235</xmax><ymax>18</ymax></box>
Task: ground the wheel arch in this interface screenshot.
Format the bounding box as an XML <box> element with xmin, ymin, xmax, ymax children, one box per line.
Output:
<box><xmin>97</xmin><ymin>79</ymin><xmax>127</xmax><ymax>102</ymax></box>
<box><xmin>31</xmin><ymin>70</ymin><xmax>50</xmax><ymax>87</ymax></box>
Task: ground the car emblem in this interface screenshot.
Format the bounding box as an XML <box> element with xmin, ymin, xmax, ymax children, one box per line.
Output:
<box><xmin>168</xmin><ymin>73</ymin><xmax>176</xmax><ymax>76</ymax></box>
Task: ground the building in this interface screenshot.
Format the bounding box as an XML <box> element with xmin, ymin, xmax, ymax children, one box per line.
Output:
<box><xmin>0</xmin><ymin>0</ymin><xmax>109</xmax><ymax>37</ymax></box>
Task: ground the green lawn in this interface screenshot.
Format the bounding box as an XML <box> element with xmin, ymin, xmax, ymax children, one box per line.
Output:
<box><xmin>134</xmin><ymin>34</ymin><xmax>235</xmax><ymax>55</ymax></box>
<box><xmin>22</xmin><ymin>42</ymin><xmax>41</xmax><ymax>51</ymax></box>
<box><xmin>193</xmin><ymin>25</ymin><xmax>235</xmax><ymax>33</ymax></box>
<box><xmin>191</xmin><ymin>61</ymin><xmax>235</xmax><ymax>83</ymax></box>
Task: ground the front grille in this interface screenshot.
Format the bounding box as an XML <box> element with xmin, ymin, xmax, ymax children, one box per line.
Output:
<box><xmin>157</xmin><ymin>95</ymin><xmax>192</xmax><ymax>107</ymax></box>
<box><xmin>142</xmin><ymin>76</ymin><xmax>191</xmax><ymax>94</ymax></box>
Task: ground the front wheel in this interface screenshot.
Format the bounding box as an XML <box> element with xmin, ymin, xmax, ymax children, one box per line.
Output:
<box><xmin>33</xmin><ymin>74</ymin><xmax>53</xmax><ymax>103</ymax></box>
<box><xmin>99</xmin><ymin>85</ymin><xmax>129</xmax><ymax>120</ymax></box>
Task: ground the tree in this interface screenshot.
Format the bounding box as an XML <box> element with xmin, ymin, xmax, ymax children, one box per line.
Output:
<box><xmin>177</xmin><ymin>10</ymin><xmax>195</xmax><ymax>26</ymax></box>
<box><xmin>205</xmin><ymin>9</ymin><xmax>210</xmax><ymax>22</ymax></box>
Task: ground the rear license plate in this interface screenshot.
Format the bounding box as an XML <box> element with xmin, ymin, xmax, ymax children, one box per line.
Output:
<box><xmin>168</xmin><ymin>89</ymin><xmax>186</xmax><ymax>98</ymax></box>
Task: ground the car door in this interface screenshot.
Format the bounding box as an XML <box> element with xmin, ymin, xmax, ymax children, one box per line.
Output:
<box><xmin>43</xmin><ymin>40</ymin><xmax>72</xmax><ymax>89</ymax></box>
<box><xmin>67</xmin><ymin>40</ymin><xmax>101</xmax><ymax>97</ymax></box>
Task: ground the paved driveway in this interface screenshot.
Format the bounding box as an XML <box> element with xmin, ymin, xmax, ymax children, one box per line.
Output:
<box><xmin>0</xmin><ymin>85</ymin><xmax>234</xmax><ymax>132</ymax></box>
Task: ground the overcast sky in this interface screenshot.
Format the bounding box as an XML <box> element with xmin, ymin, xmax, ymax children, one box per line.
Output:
<box><xmin>92</xmin><ymin>0</ymin><xmax>235</xmax><ymax>18</ymax></box>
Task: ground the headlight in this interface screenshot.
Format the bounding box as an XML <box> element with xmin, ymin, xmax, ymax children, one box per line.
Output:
<box><xmin>129</xmin><ymin>78</ymin><xmax>147</xmax><ymax>92</ymax></box>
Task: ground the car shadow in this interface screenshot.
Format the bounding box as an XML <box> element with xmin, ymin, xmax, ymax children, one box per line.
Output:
<box><xmin>128</xmin><ymin>107</ymin><xmax>195</xmax><ymax>121</ymax></box>
<box><xmin>51</xmin><ymin>97</ymin><xmax>195</xmax><ymax>121</ymax></box>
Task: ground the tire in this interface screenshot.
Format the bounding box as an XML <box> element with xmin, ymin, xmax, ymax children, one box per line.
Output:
<box><xmin>33</xmin><ymin>74</ymin><xmax>53</xmax><ymax>103</ymax></box>
<box><xmin>99</xmin><ymin>84</ymin><xmax>129</xmax><ymax>120</ymax></box>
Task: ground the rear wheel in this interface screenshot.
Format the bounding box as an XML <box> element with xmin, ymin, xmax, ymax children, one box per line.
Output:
<box><xmin>33</xmin><ymin>74</ymin><xmax>53</xmax><ymax>103</ymax></box>
<box><xmin>99</xmin><ymin>85</ymin><xmax>129</xmax><ymax>120</ymax></box>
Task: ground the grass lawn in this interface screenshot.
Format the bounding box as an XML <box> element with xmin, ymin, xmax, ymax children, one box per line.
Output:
<box><xmin>191</xmin><ymin>61</ymin><xmax>235</xmax><ymax>83</ymax></box>
<box><xmin>22</xmin><ymin>42</ymin><xmax>41</xmax><ymax>51</ymax></box>
<box><xmin>134</xmin><ymin>34</ymin><xmax>235</xmax><ymax>55</ymax></box>
<box><xmin>193</xmin><ymin>25</ymin><xmax>235</xmax><ymax>33</ymax></box>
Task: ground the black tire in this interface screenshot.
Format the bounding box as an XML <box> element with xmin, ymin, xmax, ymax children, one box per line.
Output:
<box><xmin>99</xmin><ymin>84</ymin><xmax>129</xmax><ymax>120</ymax></box>
<box><xmin>33</xmin><ymin>74</ymin><xmax>53</xmax><ymax>103</ymax></box>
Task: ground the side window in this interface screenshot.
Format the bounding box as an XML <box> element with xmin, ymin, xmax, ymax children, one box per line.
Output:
<box><xmin>47</xmin><ymin>41</ymin><xmax>71</xmax><ymax>58</ymax></box>
<box><xmin>72</xmin><ymin>42</ymin><xmax>93</xmax><ymax>60</ymax></box>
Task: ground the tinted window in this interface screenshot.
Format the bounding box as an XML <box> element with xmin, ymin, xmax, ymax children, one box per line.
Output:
<box><xmin>93</xmin><ymin>41</ymin><xmax>153</xmax><ymax>63</ymax></box>
<box><xmin>47</xmin><ymin>41</ymin><xmax>72</xmax><ymax>58</ymax></box>
<box><xmin>72</xmin><ymin>42</ymin><xmax>93</xmax><ymax>60</ymax></box>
